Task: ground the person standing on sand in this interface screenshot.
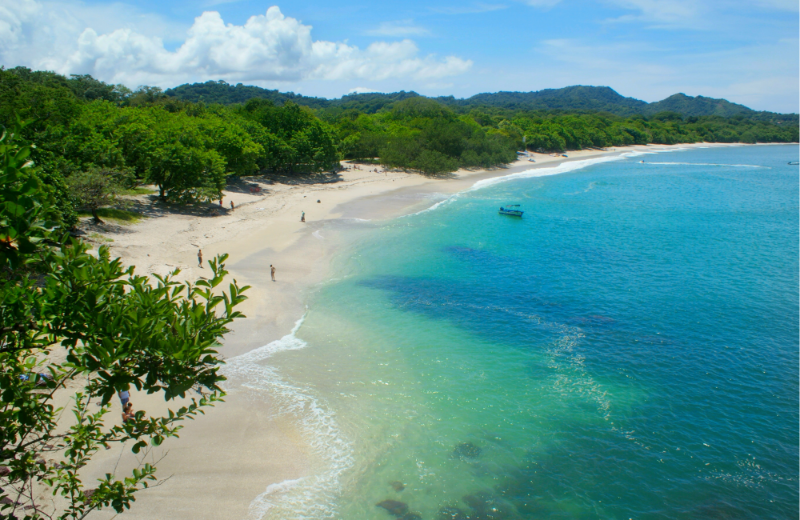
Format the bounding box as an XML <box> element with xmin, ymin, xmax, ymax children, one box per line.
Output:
<box><xmin>119</xmin><ymin>390</ymin><xmax>129</xmax><ymax>408</ymax></box>
<box><xmin>301</xmin><ymin>211</ymin><xmax>305</xmax><ymax>222</ymax></box>
<box><xmin>230</xmin><ymin>201</ymin><xmax>235</xmax><ymax>211</ymax></box>
<box><xmin>198</xmin><ymin>249</ymin><xmax>203</xmax><ymax>267</ymax></box>
<box><xmin>270</xmin><ymin>265</ymin><xmax>276</xmax><ymax>281</ymax></box>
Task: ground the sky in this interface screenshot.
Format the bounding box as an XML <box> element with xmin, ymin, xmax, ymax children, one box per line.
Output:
<box><xmin>0</xmin><ymin>0</ymin><xmax>797</xmax><ymax>112</ymax></box>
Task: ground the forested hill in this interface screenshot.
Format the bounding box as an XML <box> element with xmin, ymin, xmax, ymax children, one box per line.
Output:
<box><xmin>435</xmin><ymin>86</ymin><xmax>648</xmax><ymax>114</ymax></box>
<box><xmin>165</xmin><ymin>81</ymin><xmax>796</xmax><ymax>120</ymax></box>
<box><xmin>646</xmin><ymin>93</ymin><xmax>751</xmax><ymax>118</ymax></box>
<box><xmin>1</xmin><ymin>66</ymin><xmax>797</xmax><ymax>232</ymax></box>
<box><xmin>165</xmin><ymin>80</ymin><xmax>419</xmax><ymax>113</ymax></box>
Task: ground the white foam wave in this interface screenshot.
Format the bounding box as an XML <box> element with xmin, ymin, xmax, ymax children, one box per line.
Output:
<box><xmin>621</xmin><ymin>151</ymin><xmax>656</xmax><ymax>158</ymax></box>
<box><xmin>222</xmin><ymin>315</ymin><xmax>354</xmax><ymax>519</ymax></box>
<box><xmin>403</xmin><ymin>193</ymin><xmax>461</xmax><ymax>217</ymax></box>
<box><xmin>313</xmin><ymin>230</ymin><xmax>324</xmax><ymax>240</ymax></box>
<box><xmin>645</xmin><ymin>162</ymin><xmax>769</xmax><ymax>168</ymax></box>
<box><xmin>468</xmin><ymin>155</ymin><xmax>625</xmax><ymax>192</ymax></box>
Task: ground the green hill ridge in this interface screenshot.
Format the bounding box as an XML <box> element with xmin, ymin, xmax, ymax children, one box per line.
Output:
<box><xmin>165</xmin><ymin>81</ymin><xmax>796</xmax><ymax>121</ymax></box>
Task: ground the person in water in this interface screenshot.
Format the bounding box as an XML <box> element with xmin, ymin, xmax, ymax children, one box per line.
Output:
<box><xmin>270</xmin><ymin>265</ymin><xmax>276</xmax><ymax>281</ymax></box>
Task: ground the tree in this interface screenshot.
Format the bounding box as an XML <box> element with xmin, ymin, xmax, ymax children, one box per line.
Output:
<box><xmin>66</xmin><ymin>168</ymin><xmax>127</xmax><ymax>223</ymax></box>
<box><xmin>0</xmin><ymin>122</ymin><xmax>249</xmax><ymax>519</ymax></box>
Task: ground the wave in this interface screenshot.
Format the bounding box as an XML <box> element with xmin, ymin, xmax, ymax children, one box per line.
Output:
<box><xmin>645</xmin><ymin>162</ymin><xmax>769</xmax><ymax>169</ymax></box>
<box><xmin>222</xmin><ymin>315</ymin><xmax>354</xmax><ymax>519</ymax></box>
<box><xmin>468</xmin><ymin>155</ymin><xmax>626</xmax><ymax>192</ymax></box>
<box><xmin>403</xmin><ymin>193</ymin><xmax>461</xmax><ymax>217</ymax></box>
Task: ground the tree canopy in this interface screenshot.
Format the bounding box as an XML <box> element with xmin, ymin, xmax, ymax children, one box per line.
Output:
<box><xmin>0</xmin><ymin>66</ymin><xmax>796</xmax><ymax>222</ymax></box>
<box><xmin>0</xmin><ymin>121</ymin><xmax>248</xmax><ymax>519</ymax></box>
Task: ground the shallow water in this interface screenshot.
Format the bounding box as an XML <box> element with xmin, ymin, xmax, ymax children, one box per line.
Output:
<box><xmin>252</xmin><ymin>145</ymin><xmax>799</xmax><ymax>519</ymax></box>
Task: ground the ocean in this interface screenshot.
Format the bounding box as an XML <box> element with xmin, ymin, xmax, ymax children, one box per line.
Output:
<box><xmin>230</xmin><ymin>145</ymin><xmax>799</xmax><ymax>520</ymax></box>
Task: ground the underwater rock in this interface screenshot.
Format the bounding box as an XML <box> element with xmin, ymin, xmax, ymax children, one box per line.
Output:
<box><xmin>399</xmin><ymin>513</ymin><xmax>422</xmax><ymax>520</ymax></box>
<box><xmin>377</xmin><ymin>499</ymin><xmax>409</xmax><ymax>516</ymax></box>
<box><xmin>389</xmin><ymin>480</ymin><xmax>406</xmax><ymax>491</ymax></box>
<box><xmin>438</xmin><ymin>506</ymin><xmax>468</xmax><ymax>520</ymax></box>
<box><xmin>462</xmin><ymin>491</ymin><xmax>519</xmax><ymax>519</ymax></box>
<box><xmin>453</xmin><ymin>442</ymin><xmax>482</xmax><ymax>459</ymax></box>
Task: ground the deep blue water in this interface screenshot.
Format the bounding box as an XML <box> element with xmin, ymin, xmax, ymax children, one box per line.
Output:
<box><xmin>279</xmin><ymin>145</ymin><xmax>799</xmax><ymax>519</ymax></box>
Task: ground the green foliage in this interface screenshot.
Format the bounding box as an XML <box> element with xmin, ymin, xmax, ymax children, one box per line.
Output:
<box><xmin>0</xmin><ymin>124</ymin><xmax>248</xmax><ymax>519</ymax></box>
<box><xmin>237</xmin><ymin>100</ymin><xmax>339</xmax><ymax>173</ymax></box>
<box><xmin>165</xmin><ymin>80</ymin><xmax>330</xmax><ymax>108</ymax></box>
<box><xmin>165</xmin><ymin>80</ymin><xmax>420</xmax><ymax>114</ymax></box>
<box><xmin>1</xmin><ymin>68</ymin><xmax>797</xmax><ymax>189</ymax></box>
<box><xmin>331</xmin><ymin>98</ymin><xmax>517</xmax><ymax>174</ymax></box>
<box><xmin>67</xmin><ymin>168</ymin><xmax>129</xmax><ymax>223</ymax></box>
<box><xmin>0</xmin><ymin>121</ymin><xmax>52</xmax><ymax>269</ymax></box>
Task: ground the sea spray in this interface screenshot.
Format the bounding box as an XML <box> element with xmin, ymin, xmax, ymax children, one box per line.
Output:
<box><xmin>222</xmin><ymin>315</ymin><xmax>354</xmax><ymax>519</ymax></box>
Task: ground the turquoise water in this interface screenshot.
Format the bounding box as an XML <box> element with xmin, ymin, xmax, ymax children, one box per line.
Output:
<box><xmin>260</xmin><ymin>146</ymin><xmax>799</xmax><ymax>519</ymax></box>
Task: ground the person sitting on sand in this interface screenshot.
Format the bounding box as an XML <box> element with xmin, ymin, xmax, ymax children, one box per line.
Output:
<box><xmin>198</xmin><ymin>249</ymin><xmax>203</xmax><ymax>268</ymax></box>
<box><xmin>122</xmin><ymin>402</ymin><xmax>134</xmax><ymax>423</ymax></box>
<box><xmin>270</xmin><ymin>265</ymin><xmax>276</xmax><ymax>282</ymax></box>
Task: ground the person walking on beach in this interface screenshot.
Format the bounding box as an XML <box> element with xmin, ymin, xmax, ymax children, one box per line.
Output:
<box><xmin>270</xmin><ymin>265</ymin><xmax>276</xmax><ymax>281</ymax></box>
<box><xmin>198</xmin><ymin>249</ymin><xmax>203</xmax><ymax>268</ymax></box>
<box><xmin>301</xmin><ymin>211</ymin><xmax>305</xmax><ymax>222</ymax></box>
<box><xmin>230</xmin><ymin>200</ymin><xmax>235</xmax><ymax>211</ymax></box>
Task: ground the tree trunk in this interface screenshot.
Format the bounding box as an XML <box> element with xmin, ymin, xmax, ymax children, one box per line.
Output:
<box><xmin>91</xmin><ymin>208</ymin><xmax>104</xmax><ymax>224</ymax></box>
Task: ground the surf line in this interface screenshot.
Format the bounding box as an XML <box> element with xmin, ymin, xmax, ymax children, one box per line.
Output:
<box><xmin>223</xmin><ymin>314</ymin><xmax>355</xmax><ymax>519</ymax></box>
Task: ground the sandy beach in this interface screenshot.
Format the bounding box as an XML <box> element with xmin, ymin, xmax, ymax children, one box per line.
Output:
<box><xmin>79</xmin><ymin>143</ymin><xmax>735</xmax><ymax>519</ymax></box>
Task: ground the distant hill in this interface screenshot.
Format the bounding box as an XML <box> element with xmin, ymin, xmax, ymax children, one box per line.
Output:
<box><xmin>165</xmin><ymin>82</ymin><xmax>797</xmax><ymax>121</ymax></box>
<box><xmin>435</xmin><ymin>86</ymin><xmax>649</xmax><ymax>115</ymax></box>
<box><xmin>165</xmin><ymin>80</ymin><xmax>331</xmax><ymax>108</ymax></box>
<box><xmin>164</xmin><ymin>80</ymin><xmax>419</xmax><ymax>113</ymax></box>
<box><xmin>645</xmin><ymin>93</ymin><xmax>752</xmax><ymax>117</ymax></box>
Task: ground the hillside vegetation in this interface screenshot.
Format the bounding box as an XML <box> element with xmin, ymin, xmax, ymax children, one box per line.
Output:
<box><xmin>166</xmin><ymin>81</ymin><xmax>798</xmax><ymax>122</ymax></box>
<box><xmin>1</xmin><ymin>66</ymin><xmax>797</xmax><ymax>229</ymax></box>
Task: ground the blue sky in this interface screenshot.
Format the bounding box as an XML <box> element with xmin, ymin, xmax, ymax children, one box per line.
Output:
<box><xmin>1</xmin><ymin>0</ymin><xmax>798</xmax><ymax>112</ymax></box>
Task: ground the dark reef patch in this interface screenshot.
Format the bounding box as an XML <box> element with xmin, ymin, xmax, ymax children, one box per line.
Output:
<box><xmin>453</xmin><ymin>442</ymin><xmax>482</xmax><ymax>459</ymax></box>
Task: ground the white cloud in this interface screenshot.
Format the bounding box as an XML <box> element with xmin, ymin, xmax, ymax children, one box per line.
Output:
<box><xmin>430</xmin><ymin>3</ymin><xmax>508</xmax><ymax>14</ymax></box>
<box><xmin>602</xmin><ymin>0</ymin><xmax>706</xmax><ymax>28</ymax></box>
<box><xmin>753</xmin><ymin>0</ymin><xmax>799</xmax><ymax>12</ymax></box>
<box><xmin>0</xmin><ymin>2</ymin><xmax>472</xmax><ymax>88</ymax></box>
<box><xmin>365</xmin><ymin>20</ymin><xmax>430</xmax><ymax>37</ymax></box>
<box><xmin>519</xmin><ymin>0</ymin><xmax>562</xmax><ymax>8</ymax></box>
<box><xmin>348</xmin><ymin>87</ymin><xmax>380</xmax><ymax>94</ymax></box>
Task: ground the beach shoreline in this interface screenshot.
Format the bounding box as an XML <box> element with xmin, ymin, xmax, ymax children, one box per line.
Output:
<box><xmin>85</xmin><ymin>141</ymin><xmax>761</xmax><ymax>519</ymax></box>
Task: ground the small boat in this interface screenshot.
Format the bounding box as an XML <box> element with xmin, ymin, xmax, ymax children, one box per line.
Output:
<box><xmin>499</xmin><ymin>204</ymin><xmax>524</xmax><ymax>217</ymax></box>
<box><xmin>789</xmin><ymin>161</ymin><xmax>799</xmax><ymax>165</ymax></box>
